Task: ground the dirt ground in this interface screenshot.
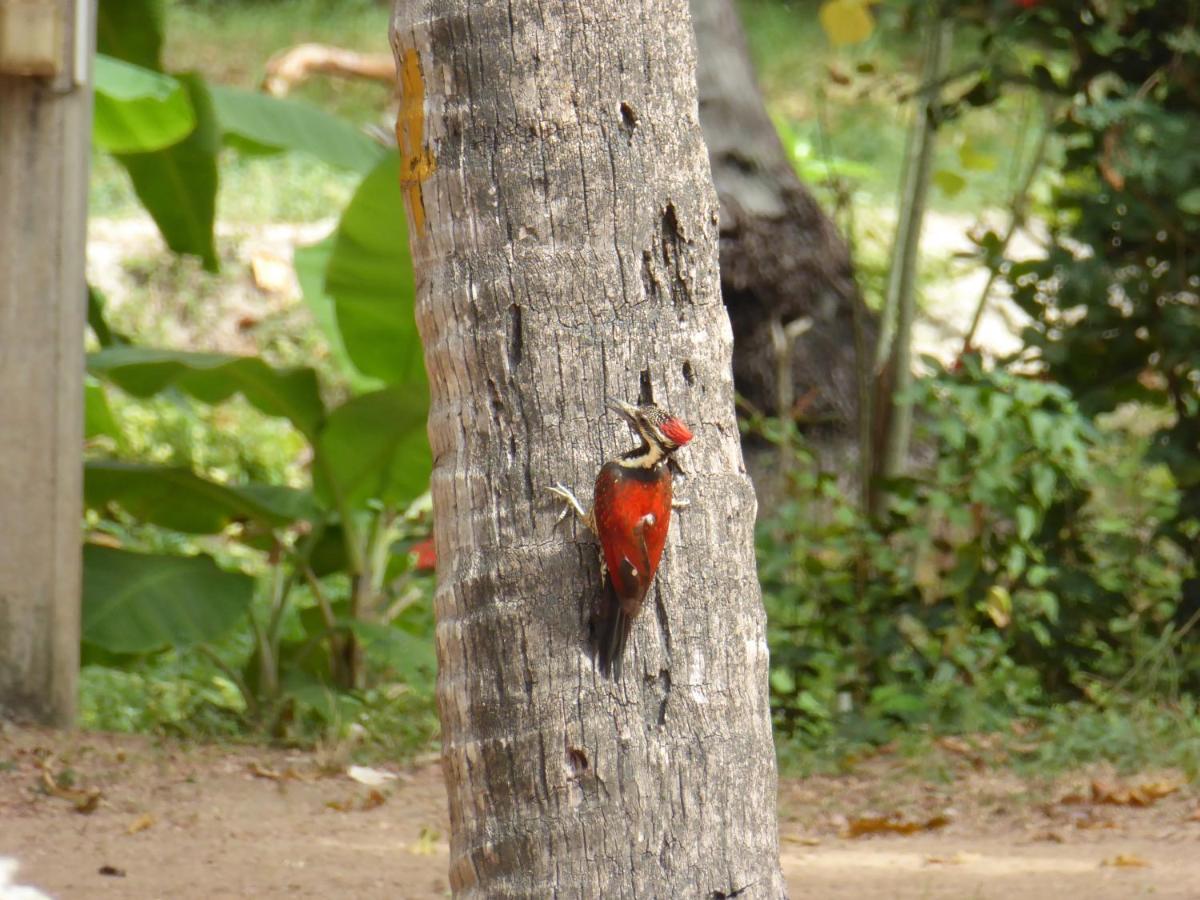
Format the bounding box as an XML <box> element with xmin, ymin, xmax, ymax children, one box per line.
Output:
<box><xmin>2</xmin><ymin>727</ymin><xmax>1198</xmax><ymax>899</ymax></box>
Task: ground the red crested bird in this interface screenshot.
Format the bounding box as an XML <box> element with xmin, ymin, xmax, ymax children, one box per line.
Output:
<box><xmin>548</xmin><ymin>398</ymin><xmax>693</xmax><ymax>677</ymax></box>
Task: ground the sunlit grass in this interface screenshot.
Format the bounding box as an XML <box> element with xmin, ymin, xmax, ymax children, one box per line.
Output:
<box><xmin>738</xmin><ymin>0</ymin><xmax>1044</xmax><ymax>213</ymax></box>
<box><xmin>168</xmin><ymin>0</ymin><xmax>391</xmax><ymax>124</ymax></box>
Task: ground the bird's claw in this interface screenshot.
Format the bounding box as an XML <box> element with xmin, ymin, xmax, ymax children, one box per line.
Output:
<box><xmin>672</xmin><ymin>498</ymin><xmax>690</xmax><ymax>511</ymax></box>
<box><xmin>546</xmin><ymin>482</ymin><xmax>587</xmax><ymax>525</ymax></box>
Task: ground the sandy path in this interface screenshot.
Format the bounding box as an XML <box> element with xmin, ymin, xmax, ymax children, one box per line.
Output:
<box><xmin>3</xmin><ymin>728</ymin><xmax>1198</xmax><ymax>899</ymax></box>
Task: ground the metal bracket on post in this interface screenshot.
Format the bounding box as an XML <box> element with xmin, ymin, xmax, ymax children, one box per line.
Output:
<box><xmin>0</xmin><ymin>0</ymin><xmax>63</xmax><ymax>77</ymax></box>
<box><xmin>72</xmin><ymin>0</ymin><xmax>88</xmax><ymax>85</ymax></box>
<box><xmin>0</xmin><ymin>0</ymin><xmax>90</xmax><ymax>86</ymax></box>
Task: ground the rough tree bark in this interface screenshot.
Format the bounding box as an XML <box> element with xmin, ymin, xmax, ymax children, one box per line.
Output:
<box><xmin>691</xmin><ymin>0</ymin><xmax>867</xmax><ymax>428</ymax></box>
<box><xmin>0</xmin><ymin>0</ymin><xmax>92</xmax><ymax>725</ymax></box>
<box><xmin>390</xmin><ymin>1</ymin><xmax>785</xmax><ymax>897</ymax></box>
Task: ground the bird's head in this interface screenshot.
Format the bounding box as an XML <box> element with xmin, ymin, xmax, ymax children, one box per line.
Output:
<box><xmin>607</xmin><ymin>397</ymin><xmax>693</xmax><ymax>454</ymax></box>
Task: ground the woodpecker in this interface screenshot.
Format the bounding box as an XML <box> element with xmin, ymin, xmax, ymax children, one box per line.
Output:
<box><xmin>548</xmin><ymin>398</ymin><xmax>693</xmax><ymax>677</ymax></box>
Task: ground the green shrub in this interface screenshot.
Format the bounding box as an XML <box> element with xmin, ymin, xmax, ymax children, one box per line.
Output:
<box><xmin>758</xmin><ymin>360</ymin><xmax>1191</xmax><ymax>749</ymax></box>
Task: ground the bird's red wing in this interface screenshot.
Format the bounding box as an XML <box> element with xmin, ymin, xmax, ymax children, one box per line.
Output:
<box><xmin>592</xmin><ymin>463</ymin><xmax>673</xmax><ymax>609</ymax></box>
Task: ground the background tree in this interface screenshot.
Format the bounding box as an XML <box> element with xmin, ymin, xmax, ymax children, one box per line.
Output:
<box><xmin>692</xmin><ymin>0</ymin><xmax>868</xmax><ymax>432</ymax></box>
<box><xmin>390</xmin><ymin>0</ymin><xmax>785</xmax><ymax>895</ymax></box>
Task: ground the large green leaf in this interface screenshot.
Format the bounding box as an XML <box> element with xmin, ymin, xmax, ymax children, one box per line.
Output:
<box><xmin>85</xmin><ymin>461</ymin><xmax>316</xmax><ymax>534</ymax></box>
<box><xmin>84</xmin><ymin>381</ymin><xmax>122</xmax><ymax>443</ymax></box>
<box><xmin>87</xmin><ymin>285</ymin><xmax>129</xmax><ymax>347</ymax></box>
<box><xmin>97</xmin><ymin>0</ymin><xmax>165</xmax><ymax>70</ymax></box>
<box><xmin>209</xmin><ymin>85</ymin><xmax>386</xmax><ymax>173</ymax></box>
<box><xmin>294</xmin><ymin>237</ymin><xmax>338</xmax><ymax>340</ymax></box>
<box><xmin>314</xmin><ymin>388</ymin><xmax>430</xmax><ymax>509</ymax></box>
<box><xmin>116</xmin><ymin>74</ymin><xmax>220</xmax><ymax>271</ymax></box>
<box><xmin>93</xmin><ymin>55</ymin><xmax>195</xmax><ymax>154</ymax></box>
<box><xmin>82</xmin><ymin>545</ymin><xmax>254</xmax><ymax>654</ymax></box>
<box><xmin>325</xmin><ymin>153</ymin><xmax>423</xmax><ymax>385</ymax></box>
<box><xmin>294</xmin><ymin>236</ymin><xmax>379</xmax><ymax>390</ymax></box>
<box><xmin>350</xmin><ymin>620</ymin><xmax>436</xmax><ymax>682</ymax></box>
<box><xmin>87</xmin><ymin>346</ymin><xmax>325</xmax><ymax>438</ymax></box>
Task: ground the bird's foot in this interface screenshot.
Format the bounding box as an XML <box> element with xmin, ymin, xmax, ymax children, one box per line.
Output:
<box><xmin>671</xmin><ymin>498</ymin><xmax>690</xmax><ymax>511</ymax></box>
<box><xmin>546</xmin><ymin>483</ymin><xmax>591</xmax><ymax>529</ymax></box>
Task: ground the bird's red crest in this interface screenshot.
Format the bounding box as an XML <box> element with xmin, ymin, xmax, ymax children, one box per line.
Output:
<box><xmin>660</xmin><ymin>417</ymin><xmax>693</xmax><ymax>446</ymax></box>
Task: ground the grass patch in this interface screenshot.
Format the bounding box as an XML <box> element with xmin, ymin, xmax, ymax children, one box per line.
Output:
<box><xmin>90</xmin><ymin>137</ymin><xmax>361</xmax><ymax>224</ymax></box>
<box><xmin>777</xmin><ymin>697</ymin><xmax>1200</xmax><ymax>782</ymax></box>
<box><xmin>739</xmin><ymin>0</ymin><xmax>1044</xmax><ymax>213</ymax></box>
<box><xmin>168</xmin><ymin>0</ymin><xmax>391</xmax><ymax>123</ymax></box>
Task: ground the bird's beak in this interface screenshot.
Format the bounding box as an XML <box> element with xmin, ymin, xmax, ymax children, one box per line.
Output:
<box><xmin>605</xmin><ymin>397</ymin><xmax>639</xmax><ymax>424</ymax></box>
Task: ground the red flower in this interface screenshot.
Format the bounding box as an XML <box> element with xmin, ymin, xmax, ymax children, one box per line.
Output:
<box><xmin>410</xmin><ymin>536</ymin><xmax>437</xmax><ymax>572</ymax></box>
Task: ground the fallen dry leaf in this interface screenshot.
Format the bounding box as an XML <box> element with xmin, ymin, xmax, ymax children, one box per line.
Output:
<box><xmin>1103</xmin><ymin>853</ymin><xmax>1150</xmax><ymax>868</ymax></box>
<box><xmin>409</xmin><ymin>825</ymin><xmax>441</xmax><ymax>856</ymax></box>
<box><xmin>361</xmin><ymin>789</ymin><xmax>387</xmax><ymax>811</ymax></box>
<box><xmin>844</xmin><ymin>813</ymin><xmax>950</xmax><ymax>838</ymax></box>
<box><xmin>250</xmin><ymin>253</ymin><xmax>293</xmax><ymax>295</ymax></box>
<box><xmin>936</xmin><ymin>736</ymin><xmax>972</xmax><ymax>755</ymax></box>
<box><xmin>935</xmin><ymin>736</ymin><xmax>985</xmax><ymax>768</ymax></box>
<box><xmin>1029</xmin><ymin>829</ymin><xmax>1066</xmax><ymax>844</ymax></box>
<box><xmin>249</xmin><ymin>762</ymin><xmax>301</xmax><ymax>782</ymax></box>
<box><xmin>781</xmin><ymin>834</ymin><xmax>821</xmax><ymax>846</ymax></box>
<box><xmin>326</xmin><ymin>790</ymin><xmax>388</xmax><ymax>813</ymax></box>
<box><xmin>925</xmin><ymin>851</ymin><xmax>980</xmax><ymax>866</ymax></box>
<box><xmin>1091</xmin><ymin>779</ymin><xmax>1178</xmax><ymax>807</ymax></box>
<box><xmin>126</xmin><ymin>813</ymin><xmax>155</xmax><ymax>835</ymax></box>
<box><xmin>347</xmin><ymin>765</ymin><xmax>397</xmax><ymax>787</ymax></box>
<box><xmin>40</xmin><ymin>767</ymin><xmax>101</xmax><ymax>813</ymax></box>
<box><xmin>1074</xmin><ymin>813</ymin><xmax>1119</xmax><ymax>831</ymax></box>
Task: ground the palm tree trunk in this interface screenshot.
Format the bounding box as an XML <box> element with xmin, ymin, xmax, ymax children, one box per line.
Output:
<box><xmin>390</xmin><ymin>1</ymin><xmax>785</xmax><ymax>896</ymax></box>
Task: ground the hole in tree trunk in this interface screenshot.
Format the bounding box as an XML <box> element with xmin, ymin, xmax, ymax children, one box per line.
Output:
<box><xmin>619</xmin><ymin>101</ymin><xmax>638</xmax><ymax>130</ymax></box>
<box><xmin>507</xmin><ymin>303</ymin><xmax>523</xmax><ymax>368</ymax></box>
<box><xmin>566</xmin><ymin>747</ymin><xmax>589</xmax><ymax>774</ymax></box>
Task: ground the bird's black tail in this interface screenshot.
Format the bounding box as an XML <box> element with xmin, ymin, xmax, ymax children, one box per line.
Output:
<box><xmin>593</xmin><ymin>599</ymin><xmax>632</xmax><ymax>679</ymax></box>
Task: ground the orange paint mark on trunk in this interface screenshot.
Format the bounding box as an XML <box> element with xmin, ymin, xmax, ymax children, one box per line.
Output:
<box><xmin>395</xmin><ymin>48</ymin><xmax>436</xmax><ymax>233</ymax></box>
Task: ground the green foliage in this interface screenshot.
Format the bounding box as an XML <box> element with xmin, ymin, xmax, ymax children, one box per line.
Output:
<box><xmin>324</xmin><ymin>155</ymin><xmax>423</xmax><ymax>384</ymax></box>
<box><xmin>84</xmin><ymin>337</ymin><xmax>432</xmax><ymax>739</ymax></box>
<box><xmin>208</xmin><ymin>85</ymin><xmax>387</xmax><ymax>173</ymax></box>
<box><xmin>947</xmin><ymin>0</ymin><xmax>1200</xmax><ymax>545</ymax></box>
<box><xmin>93</xmin><ymin>56</ymin><xmax>196</xmax><ymax>154</ymax></box>
<box><xmin>97</xmin><ymin>0</ymin><xmax>166</xmax><ymax>70</ymax></box>
<box><xmin>745</xmin><ymin>0</ymin><xmax>1197</xmax><ymax>772</ymax></box>
<box><xmin>83</xmin><ymin>545</ymin><xmax>256</xmax><ymax>654</ymax></box>
<box><xmin>117</xmin><ymin>73</ymin><xmax>221</xmax><ymax>270</ymax></box>
<box><xmin>743</xmin><ymin>0</ymin><xmax>1033</xmax><ymax>212</ymax></box>
<box><xmin>759</xmin><ymin>362</ymin><xmax>1191</xmax><ymax>751</ymax></box>
<box><xmin>84</xmin><ymin>461</ymin><xmax>314</xmax><ymax>534</ymax></box>
<box><xmin>88</xmin><ymin>346</ymin><xmax>326</xmax><ymax>436</ymax></box>
<box><xmin>1018</xmin><ymin>698</ymin><xmax>1200</xmax><ymax>780</ymax></box>
<box><xmin>82</xmin><ymin>0</ymin><xmax>436</xmax><ymax>748</ymax></box>
<box><xmin>313</xmin><ymin>388</ymin><xmax>431</xmax><ymax>509</ymax></box>
<box><xmin>95</xmin><ymin>0</ymin><xmax>391</xmax><ymax>268</ymax></box>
